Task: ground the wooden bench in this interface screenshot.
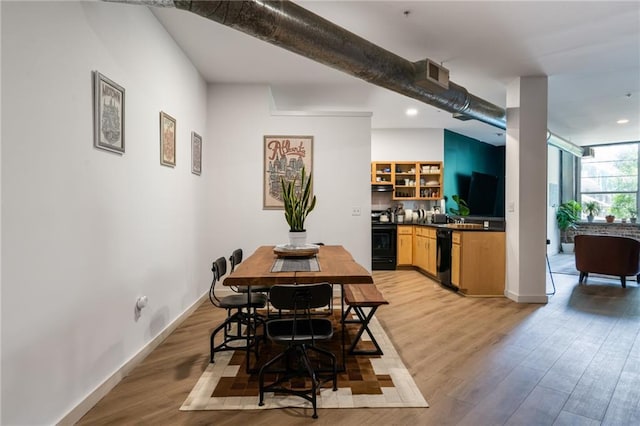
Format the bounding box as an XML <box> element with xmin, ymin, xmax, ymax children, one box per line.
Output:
<box><xmin>342</xmin><ymin>284</ymin><xmax>389</xmax><ymax>355</ymax></box>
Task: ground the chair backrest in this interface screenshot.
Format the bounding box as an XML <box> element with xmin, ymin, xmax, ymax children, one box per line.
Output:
<box><xmin>269</xmin><ymin>283</ymin><xmax>332</xmax><ymax>311</ymax></box>
<box><xmin>209</xmin><ymin>257</ymin><xmax>227</xmax><ymax>307</ymax></box>
<box><xmin>229</xmin><ymin>248</ymin><xmax>243</xmax><ymax>272</ymax></box>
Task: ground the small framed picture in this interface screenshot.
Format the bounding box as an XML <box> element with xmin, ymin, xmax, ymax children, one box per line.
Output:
<box><xmin>93</xmin><ymin>71</ymin><xmax>125</xmax><ymax>154</ymax></box>
<box><xmin>160</xmin><ymin>111</ymin><xmax>176</xmax><ymax>167</ymax></box>
<box><xmin>191</xmin><ymin>131</ymin><xmax>202</xmax><ymax>175</ymax></box>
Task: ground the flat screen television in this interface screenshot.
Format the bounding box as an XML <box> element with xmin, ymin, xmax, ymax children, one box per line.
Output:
<box><xmin>467</xmin><ymin>171</ymin><xmax>498</xmax><ymax>216</ymax></box>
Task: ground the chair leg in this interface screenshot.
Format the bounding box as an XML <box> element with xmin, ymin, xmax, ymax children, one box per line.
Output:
<box><xmin>579</xmin><ymin>271</ymin><xmax>588</xmax><ymax>284</ymax></box>
<box><xmin>298</xmin><ymin>348</ymin><xmax>319</xmax><ymax>419</ymax></box>
<box><xmin>211</xmin><ymin>311</ymin><xmax>263</xmax><ymax>363</ymax></box>
<box><xmin>621</xmin><ymin>276</ymin><xmax>627</xmax><ymax>288</ymax></box>
<box><xmin>210</xmin><ymin>318</ymin><xmax>232</xmax><ymax>362</ymax></box>
<box><xmin>258</xmin><ymin>350</ymin><xmax>287</xmax><ymax>406</ymax></box>
<box><xmin>306</xmin><ymin>345</ymin><xmax>338</xmax><ymax>391</ymax></box>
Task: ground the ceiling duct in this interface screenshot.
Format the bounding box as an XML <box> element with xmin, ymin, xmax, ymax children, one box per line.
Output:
<box><xmin>107</xmin><ymin>0</ymin><xmax>583</xmax><ymax>156</ymax></box>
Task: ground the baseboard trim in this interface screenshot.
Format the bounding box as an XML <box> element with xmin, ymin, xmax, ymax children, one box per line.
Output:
<box><xmin>57</xmin><ymin>292</ymin><xmax>208</xmax><ymax>425</ymax></box>
<box><xmin>505</xmin><ymin>290</ymin><xmax>548</xmax><ymax>304</ymax></box>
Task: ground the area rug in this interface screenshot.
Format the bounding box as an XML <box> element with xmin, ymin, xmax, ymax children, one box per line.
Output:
<box><xmin>180</xmin><ymin>313</ymin><xmax>428</xmax><ymax>411</ymax></box>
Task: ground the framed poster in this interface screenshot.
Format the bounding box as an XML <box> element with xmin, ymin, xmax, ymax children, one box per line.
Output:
<box><xmin>93</xmin><ymin>71</ymin><xmax>125</xmax><ymax>154</ymax></box>
<box><xmin>263</xmin><ymin>135</ymin><xmax>313</xmax><ymax>209</ymax></box>
<box><xmin>191</xmin><ymin>131</ymin><xmax>202</xmax><ymax>175</ymax></box>
<box><xmin>160</xmin><ymin>111</ymin><xmax>176</xmax><ymax>167</ymax></box>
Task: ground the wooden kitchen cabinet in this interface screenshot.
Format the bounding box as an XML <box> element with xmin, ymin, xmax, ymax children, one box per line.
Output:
<box><xmin>451</xmin><ymin>232</ymin><xmax>461</xmax><ymax>286</ymax></box>
<box><xmin>371</xmin><ymin>161</ymin><xmax>443</xmax><ymax>201</ymax></box>
<box><xmin>452</xmin><ymin>231</ymin><xmax>505</xmax><ymax>296</ymax></box>
<box><xmin>413</xmin><ymin>227</ymin><xmax>427</xmax><ymax>271</ymax></box>
<box><xmin>371</xmin><ymin>162</ymin><xmax>393</xmax><ymax>185</ymax></box>
<box><xmin>397</xmin><ymin>225</ymin><xmax>413</xmax><ymax>266</ymax></box>
<box><xmin>413</xmin><ymin>226</ymin><xmax>436</xmax><ymax>275</ymax></box>
<box><xmin>417</xmin><ymin>161</ymin><xmax>442</xmax><ymax>200</ymax></box>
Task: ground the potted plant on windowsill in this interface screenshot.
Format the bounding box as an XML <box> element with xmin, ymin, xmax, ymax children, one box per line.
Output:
<box><xmin>281</xmin><ymin>166</ymin><xmax>316</xmax><ymax>247</ymax></box>
<box><xmin>630</xmin><ymin>209</ymin><xmax>637</xmax><ymax>224</ymax></box>
<box><xmin>556</xmin><ymin>200</ymin><xmax>581</xmax><ymax>253</ymax></box>
<box><xmin>583</xmin><ymin>201</ymin><xmax>600</xmax><ymax>223</ymax></box>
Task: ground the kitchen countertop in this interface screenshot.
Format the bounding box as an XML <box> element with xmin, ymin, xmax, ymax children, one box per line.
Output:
<box><xmin>393</xmin><ymin>221</ymin><xmax>506</xmax><ymax>232</ymax></box>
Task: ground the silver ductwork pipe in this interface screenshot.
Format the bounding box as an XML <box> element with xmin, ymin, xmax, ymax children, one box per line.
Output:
<box><xmin>107</xmin><ymin>0</ymin><xmax>582</xmax><ymax>156</ymax></box>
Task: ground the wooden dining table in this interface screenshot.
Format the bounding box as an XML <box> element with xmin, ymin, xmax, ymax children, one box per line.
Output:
<box><xmin>223</xmin><ymin>245</ymin><xmax>374</xmax><ymax>372</ymax></box>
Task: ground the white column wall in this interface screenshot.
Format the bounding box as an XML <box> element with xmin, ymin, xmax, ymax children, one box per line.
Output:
<box><xmin>505</xmin><ymin>77</ymin><xmax>549</xmax><ymax>303</ymax></box>
<box><xmin>1</xmin><ymin>2</ymin><xmax>211</xmax><ymax>424</ymax></box>
<box><xmin>205</xmin><ymin>84</ymin><xmax>372</xmax><ymax>267</ymax></box>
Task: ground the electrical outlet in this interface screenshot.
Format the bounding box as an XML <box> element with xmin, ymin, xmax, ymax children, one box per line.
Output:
<box><xmin>352</xmin><ymin>207</ymin><xmax>361</xmax><ymax>216</ymax></box>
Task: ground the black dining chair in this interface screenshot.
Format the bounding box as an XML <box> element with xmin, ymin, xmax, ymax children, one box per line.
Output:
<box><xmin>209</xmin><ymin>256</ymin><xmax>267</xmax><ymax>363</ymax></box>
<box><xmin>229</xmin><ymin>248</ymin><xmax>273</xmax><ymax>317</ymax></box>
<box><xmin>258</xmin><ymin>283</ymin><xmax>337</xmax><ymax>419</ymax></box>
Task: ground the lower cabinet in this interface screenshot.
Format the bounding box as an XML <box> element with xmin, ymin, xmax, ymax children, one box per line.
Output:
<box><xmin>413</xmin><ymin>227</ymin><xmax>436</xmax><ymax>275</ymax></box>
<box><xmin>452</xmin><ymin>230</ymin><xmax>505</xmax><ymax>296</ymax></box>
<box><xmin>414</xmin><ymin>233</ymin><xmax>428</xmax><ymax>271</ymax></box>
<box><xmin>397</xmin><ymin>225</ymin><xmax>413</xmax><ymax>266</ymax></box>
<box><xmin>451</xmin><ymin>232</ymin><xmax>461</xmax><ymax>286</ymax></box>
<box><xmin>394</xmin><ymin>225</ymin><xmax>504</xmax><ymax>296</ymax></box>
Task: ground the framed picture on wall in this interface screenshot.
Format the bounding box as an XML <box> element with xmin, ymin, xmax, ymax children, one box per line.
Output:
<box><xmin>93</xmin><ymin>71</ymin><xmax>125</xmax><ymax>154</ymax></box>
<box><xmin>191</xmin><ymin>131</ymin><xmax>202</xmax><ymax>175</ymax></box>
<box><xmin>160</xmin><ymin>111</ymin><xmax>176</xmax><ymax>167</ymax></box>
<box><xmin>263</xmin><ymin>135</ymin><xmax>313</xmax><ymax>209</ymax></box>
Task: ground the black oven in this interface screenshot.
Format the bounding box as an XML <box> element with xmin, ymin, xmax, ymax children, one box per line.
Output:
<box><xmin>372</xmin><ymin>223</ymin><xmax>397</xmax><ymax>270</ymax></box>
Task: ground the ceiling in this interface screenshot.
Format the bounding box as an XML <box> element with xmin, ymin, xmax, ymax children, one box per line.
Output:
<box><xmin>150</xmin><ymin>1</ymin><xmax>640</xmax><ymax>147</ymax></box>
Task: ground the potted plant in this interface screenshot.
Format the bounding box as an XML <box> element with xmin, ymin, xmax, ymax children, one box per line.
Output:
<box><xmin>583</xmin><ymin>201</ymin><xmax>600</xmax><ymax>222</ymax></box>
<box><xmin>630</xmin><ymin>209</ymin><xmax>637</xmax><ymax>224</ymax></box>
<box><xmin>448</xmin><ymin>194</ymin><xmax>470</xmax><ymax>217</ymax></box>
<box><xmin>281</xmin><ymin>167</ymin><xmax>316</xmax><ymax>247</ymax></box>
<box><xmin>605</xmin><ymin>214</ymin><xmax>615</xmax><ymax>223</ymax></box>
<box><xmin>556</xmin><ymin>200</ymin><xmax>581</xmax><ymax>253</ymax></box>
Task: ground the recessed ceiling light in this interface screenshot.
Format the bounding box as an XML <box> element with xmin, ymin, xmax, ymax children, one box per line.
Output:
<box><xmin>406</xmin><ymin>108</ymin><xmax>418</xmax><ymax>117</ymax></box>
<box><xmin>617</xmin><ymin>119</ymin><xmax>629</xmax><ymax>124</ymax></box>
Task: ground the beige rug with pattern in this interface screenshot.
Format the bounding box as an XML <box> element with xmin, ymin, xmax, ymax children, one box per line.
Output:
<box><xmin>180</xmin><ymin>313</ymin><xmax>428</xmax><ymax>411</ymax></box>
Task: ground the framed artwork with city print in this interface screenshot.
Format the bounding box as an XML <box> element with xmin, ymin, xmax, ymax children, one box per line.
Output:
<box><xmin>93</xmin><ymin>71</ymin><xmax>125</xmax><ymax>154</ymax></box>
<box><xmin>263</xmin><ymin>135</ymin><xmax>313</xmax><ymax>209</ymax></box>
<box><xmin>191</xmin><ymin>131</ymin><xmax>202</xmax><ymax>175</ymax></box>
<box><xmin>160</xmin><ymin>111</ymin><xmax>176</xmax><ymax>167</ymax></box>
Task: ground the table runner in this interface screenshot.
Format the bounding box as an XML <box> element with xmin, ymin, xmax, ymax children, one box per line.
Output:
<box><xmin>271</xmin><ymin>256</ymin><xmax>320</xmax><ymax>272</ymax></box>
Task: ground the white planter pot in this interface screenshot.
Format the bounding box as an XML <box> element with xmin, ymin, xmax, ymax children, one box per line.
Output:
<box><xmin>288</xmin><ymin>231</ymin><xmax>307</xmax><ymax>247</ymax></box>
<box><xmin>561</xmin><ymin>243</ymin><xmax>574</xmax><ymax>253</ymax></box>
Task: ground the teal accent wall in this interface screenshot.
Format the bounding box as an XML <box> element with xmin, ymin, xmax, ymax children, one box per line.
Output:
<box><xmin>444</xmin><ymin>129</ymin><xmax>505</xmax><ymax>217</ymax></box>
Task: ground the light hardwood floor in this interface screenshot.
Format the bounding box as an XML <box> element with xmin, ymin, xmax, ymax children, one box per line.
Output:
<box><xmin>78</xmin><ymin>270</ymin><xmax>640</xmax><ymax>425</ymax></box>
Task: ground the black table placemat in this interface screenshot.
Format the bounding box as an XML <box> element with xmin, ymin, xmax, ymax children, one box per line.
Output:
<box><xmin>271</xmin><ymin>256</ymin><xmax>320</xmax><ymax>272</ymax></box>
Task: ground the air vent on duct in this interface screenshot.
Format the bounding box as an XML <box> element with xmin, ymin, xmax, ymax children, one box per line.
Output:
<box><xmin>415</xmin><ymin>59</ymin><xmax>450</xmax><ymax>90</ymax></box>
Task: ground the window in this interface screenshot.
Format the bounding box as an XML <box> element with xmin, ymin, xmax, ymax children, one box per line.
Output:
<box><xmin>580</xmin><ymin>142</ymin><xmax>639</xmax><ymax>220</ymax></box>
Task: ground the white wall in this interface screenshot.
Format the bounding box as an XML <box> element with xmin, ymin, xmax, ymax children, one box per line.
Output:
<box><xmin>205</xmin><ymin>84</ymin><xmax>372</xmax><ymax>268</ymax></box>
<box><xmin>371</xmin><ymin>128</ymin><xmax>443</xmax><ymax>161</ymax></box>
<box><xmin>1</xmin><ymin>2</ymin><xmax>210</xmax><ymax>424</ymax></box>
